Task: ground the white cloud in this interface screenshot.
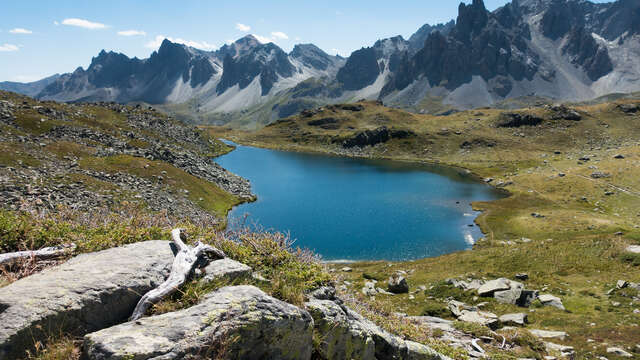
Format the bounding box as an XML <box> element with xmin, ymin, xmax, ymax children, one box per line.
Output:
<box><xmin>145</xmin><ymin>35</ymin><xmax>216</xmax><ymax>51</ymax></box>
<box><xmin>10</xmin><ymin>28</ymin><xmax>32</xmax><ymax>34</ymax></box>
<box><xmin>253</xmin><ymin>34</ymin><xmax>273</xmax><ymax>44</ymax></box>
<box><xmin>0</xmin><ymin>43</ymin><xmax>19</xmax><ymax>52</ymax></box>
<box><xmin>53</xmin><ymin>21</ymin><xmax>59</xmax><ymax>26</ymax></box>
<box><xmin>61</xmin><ymin>18</ymin><xmax>107</xmax><ymax>30</ymax></box>
<box><xmin>271</xmin><ymin>31</ymin><xmax>288</xmax><ymax>40</ymax></box>
<box><xmin>235</xmin><ymin>23</ymin><xmax>251</xmax><ymax>32</ymax></box>
<box><xmin>117</xmin><ymin>30</ymin><xmax>146</xmax><ymax>37</ymax></box>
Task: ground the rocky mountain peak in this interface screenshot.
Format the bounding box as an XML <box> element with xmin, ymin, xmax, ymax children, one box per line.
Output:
<box><xmin>290</xmin><ymin>44</ymin><xmax>335</xmax><ymax>71</ymax></box>
<box><xmin>455</xmin><ymin>0</ymin><xmax>489</xmax><ymax>41</ymax></box>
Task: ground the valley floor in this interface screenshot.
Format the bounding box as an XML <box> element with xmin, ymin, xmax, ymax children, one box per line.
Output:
<box><xmin>210</xmin><ymin>100</ymin><xmax>640</xmax><ymax>358</ymax></box>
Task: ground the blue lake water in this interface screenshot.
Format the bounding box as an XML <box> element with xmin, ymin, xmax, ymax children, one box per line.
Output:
<box><xmin>215</xmin><ymin>144</ymin><xmax>505</xmax><ymax>261</ymax></box>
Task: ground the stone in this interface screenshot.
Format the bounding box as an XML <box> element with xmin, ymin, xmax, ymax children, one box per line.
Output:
<box><xmin>201</xmin><ymin>258</ymin><xmax>252</xmax><ymax>283</ymax></box>
<box><xmin>362</xmin><ymin>281</ymin><xmax>377</xmax><ymax>296</ymax></box>
<box><xmin>530</xmin><ymin>329</ymin><xmax>568</xmax><ymax>340</ymax></box>
<box><xmin>448</xmin><ymin>300</ymin><xmax>476</xmax><ymax>318</ymax></box>
<box><xmin>494</xmin><ymin>281</ymin><xmax>524</xmax><ymax>305</ymax></box>
<box><xmin>538</xmin><ymin>294</ymin><xmax>565</xmax><ymax>310</ymax></box>
<box><xmin>617</xmin><ymin>280</ymin><xmax>629</xmax><ymax>289</ymax></box>
<box><xmin>606</xmin><ymin>347</ymin><xmax>633</xmax><ymax>357</ymax></box>
<box><xmin>544</xmin><ymin>342</ymin><xmax>575</xmax><ymax>357</ymax></box>
<box><xmin>388</xmin><ymin>273</ymin><xmax>409</xmax><ymax>294</ymax></box>
<box><xmin>516</xmin><ymin>289</ymin><xmax>539</xmax><ymax>307</ymax></box>
<box><xmin>0</xmin><ymin>241</ymin><xmax>174</xmax><ymax>359</ymax></box>
<box><xmin>626</xmin><ymin>245</ymin><xmax>640</xmax><ymax>254</ymax></box>
<box><xmin>515</xmin><ymin>273</ymin><xmax>529</xmax><ymax>281</ymax></box>
<box><xmin>306</xmin><ymin>299</ymin><xmax>450</xmax><ymax>360</ymax></box>
<box><xmin>499</xmin><ymin>313</ymin><xmax>528</xmax><ymax>326</ymax></box>
<box><xmin>309</xmin><ymin>286</ymin><xmax>337</xmax><ymax>301</ymax></box>
<box><xmin>341</xmin><ymin>267</ymin><xmax>353</xmax><ymax>272</ymax></box>
<box><xmin>477</xmin><ymin>278</ymin><xmax>511</xmax><ymax>296</ymax></box>
<box><xmin>458</xmin><ymin>310</ymin><xmax>499</xmax><ymax>329</ymax></box>
<box><xmin>84</xmin><ymin>286</ymin><xmax>313</xmax><ymax>360</ymax></box>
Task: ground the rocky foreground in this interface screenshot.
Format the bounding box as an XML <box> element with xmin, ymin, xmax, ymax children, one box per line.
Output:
<box><xmin>0</xmin><ymin>240</ymin><xmax>451</xmax><ymax>360</ymax></box>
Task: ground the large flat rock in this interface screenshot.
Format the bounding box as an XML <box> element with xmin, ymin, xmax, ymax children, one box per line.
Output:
<box><xmin>0</xmin><ymin>241</ymin><xmax>174</xmax><ymax>359</ymax></box>
<box><xmin>84</xmin><ymin>285</ymin><xmax>313</xmax><ymax>360</ymax></box>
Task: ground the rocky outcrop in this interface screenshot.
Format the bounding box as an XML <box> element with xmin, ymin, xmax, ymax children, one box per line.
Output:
<box><xmin>0</xmin><ymin>241</ymin><xmax>174</xmax><ymax>359</ymax></box>
<box><xmin>202</xmin><ymin>258</ymin><xmax>252</xmax><ymax>283</ymax></box>
<box><xmin>306</xmin><ymin>298</ymin><xmax>450</xmax><ymax>360</ymax></box>
<box><xmin>496</xmin><ymin>112</ymin><xmax>543</xmax><ymax>128</ymax></box>
<box><xmin>84</xmin><ymin>285</ymin><xmax>314</xmax><ymax>360</ymax></box>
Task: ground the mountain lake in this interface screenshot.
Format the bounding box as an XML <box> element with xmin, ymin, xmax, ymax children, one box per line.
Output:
<box><xmin>216</xmin><ymin>143</ymin><xmax>505</xmax><ymax>261</ymax></box>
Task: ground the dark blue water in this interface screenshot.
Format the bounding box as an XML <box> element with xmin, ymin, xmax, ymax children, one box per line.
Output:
<box><xmin>216</xmin><ymin>145</ymin><xmax>504</xmax><ymax>261</ymax></box>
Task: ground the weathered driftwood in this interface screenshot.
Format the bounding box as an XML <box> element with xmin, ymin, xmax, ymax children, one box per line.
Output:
<box><xmin>0</xmin><ymin>244</ymin><xmax>76</xmax><ymax>267</ymax></box>
<box><xmin>129</xmin><ymin>228</ymin><xmax>224</xmax><ymax>321</ymax></box>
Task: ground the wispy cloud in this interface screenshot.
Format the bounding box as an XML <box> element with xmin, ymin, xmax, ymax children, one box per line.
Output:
<box><xmin>253</xmin><ymin>34</ymin><xmax>273</xmax><ymax>44</ymax></box>
<box><xmin>117</xmin><ymin>30</ymin><xmax>146</xmax><ymax>37</ymax></box>
<box><xmin>253</xmin><ymin>31</ymin><xmax>291</xmax><ymax>44</ymax></box>
<box><xmin>0</xmin><ymin>44</ymin><xmax>19</xmax><ymax>52</ymax></box>
<box><xmin>61</xmin><ymin>18</ymin><xmax>107</xmax><ymax>30</ymax></box>
<box><xmin>10</xmin><ymin>28</ymin><xmax>32</xmax><ymax>34</ymax></box>
<box><xmin>145</xmin><ymin>35</ymin><xmax>216</xmax><ymax>51</ymax></box>
<box><xmin>271</xmin><ymin>31</ymin><xmax>288</xmax><ymax>40</ymax></box>
<box><xmin>235</xmin><ymin>23</ymin><xmax>251</xmax><ymax>32</ymax></box>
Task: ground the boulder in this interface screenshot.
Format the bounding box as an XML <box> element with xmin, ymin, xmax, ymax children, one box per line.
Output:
<box><xmin>306</xmin><ymin>299</ymin><xmax>450</xmax><ymax>360</ymax></box>
<box><xmin>84</xmin><ymin>286</ymin><xmax>313</xmax><ymax>360</ymax></box>
<box><xmin>458</xmin><ymin>310</ymin><xmax>499</xmax><ymax>329</ymax></box>
<box><xmin>607</xmin><ymin>347</ymin><xmax>633</xmax><ymax>357</ymax></box>
<box><xmin>545</xmin><ymin>342</ymin><xmax>575</xmax><ymax>357</ymax></box>
<box><xmin>202</xmin><ymin>258</ymin><xmax>252</xmax><ymax>283</ymax></box>
<box><xmin>448</xmin><ymin>300</ymin><xmax>476</xmax><ymax>318</ymax></box>
<box><xmin>617</xmin><ymin>280</ymin><xmax>629</xmax><ymax>289</ymax></box>
<box><xmin>497</xmin><ymin>113</ymin><xmax>543</xmax><ymax>128</ymax></box>
<box><xmin>388</xmin><ymin>273</ymin><xmax>409</xmax><ymax>294</ymax></box>
<box><xmin>477</xmin><ymin>278</ymin><xmax>511</xmax><ymax>296</ymax></box>
<box><xmin>626</xmin><ymin>245</ymin><xmax>640</xmax><ymax>254</ymax></box>
<box><xmin>530</xmin><ymin>329</ymin><xmax>568</xmax><ymax>340</ymax></box>
<box><xmin>538</xmin><ymin>294</ymin><xmax>565</xmax><ymax>310</ymax></box>
<box><xmin>0</xmin><ymin>241</ymin><xmax>174</xmax><ymax>359</ymax></box>
<box><xmin>499</xmin><ymin>313</ymin><xmax>528</xmax><ymax>326</ymax></box>
<box><xmin>494</xmin><ymin>281</ymin><xmax>523</xmax><ymax>305</ymax></box>
<box><xmin>516</xmin><ymin>289</ymin><xmax>539</xmax><ymax>307</ymax></box>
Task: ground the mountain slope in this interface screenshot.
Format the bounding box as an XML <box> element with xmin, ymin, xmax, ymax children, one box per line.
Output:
<box><xmin>0</xmin><ymin>74</ymin><xmax>60</xmax><ymax>97</ymax></box>
<box><xmin>8</xmin><ymin>0</ymin><xmax>640</xmax><ymax>127</ymax></box>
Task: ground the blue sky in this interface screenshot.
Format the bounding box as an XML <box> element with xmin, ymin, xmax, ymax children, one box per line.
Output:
<box><xmin>0</xmin><ymin>0</ymin><xmax>613</xmax><ymax>82</ymax></box>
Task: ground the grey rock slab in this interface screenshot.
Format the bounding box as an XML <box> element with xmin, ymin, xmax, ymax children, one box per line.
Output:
<box><xmin>499</xmin><ymin>313</ymin><xmax>528</xmax><ymax>326</ymax></box>
<box><xmin>458</xmin><ymin>310</ymin><xmax>499</xmax><ymax>329</ymax></box>
<box><xmin>530</xmin><ymin>329</ymin><xmax>568</xmax><ymax>340</ymax></box>
<box><xmin>538</xmin><ymin>294</ymin><xmax>565</xmax><ymax>310</ymax></box>
<box><xmin>306</xmin><ymin>299</ymin><xmax>450</xmax><ymax>360</ymax></box>
<box><xmin>626</xmin><ymin>245</ymin><xmax>640</xmax><ymax>253</ymax></box>
<box><xmin>202</xmin><ymin>258</ymin><xmax>252</xmax><ymax>283</ymax></box>
<box><xmin>606</xmin><ymin>347</ymin><xmax>633</xmax><ymax>357</ymax></box>
<box><xmin>494</xmin><ymin>280</ymin><xmax>524</xmax><ymax>305</ymax></box>
<box><xmin>84</xmin><ymin>285</ymin><xmax>313</xmax><ymax>360</ymax></box>
<box><xmin>477</xmin><ymin>278</ymin><xmax>511</xmax><ymax>296</ymax></box>
<box><xmin>0</xmin><ymin>240</ymin><xmax>174</xmax><ymax>359</ymax></box>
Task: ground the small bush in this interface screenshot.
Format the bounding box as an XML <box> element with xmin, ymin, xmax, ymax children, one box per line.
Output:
<box><xmin>421</xmin><ymin>302</ymin><xmax>450</xmax><ymax>318</ymax></box>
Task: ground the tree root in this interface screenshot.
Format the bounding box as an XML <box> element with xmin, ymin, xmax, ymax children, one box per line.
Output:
<box><xmin>130</xmin><ymin>228</ymin><xmax>225</xmax><ymax>321</ymax></box>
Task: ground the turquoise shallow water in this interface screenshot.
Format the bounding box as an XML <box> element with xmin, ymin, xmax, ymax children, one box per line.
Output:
<box><xmin>215</xmin><ymin>145</ymin><xmax>505</xmax><ymax>261</ymax></box>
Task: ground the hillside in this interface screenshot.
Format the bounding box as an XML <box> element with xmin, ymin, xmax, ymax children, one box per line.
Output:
<box><xmin>213</xmin><ymin>98</ymin><xmax>640</xmax><ymax>358</ymax></box>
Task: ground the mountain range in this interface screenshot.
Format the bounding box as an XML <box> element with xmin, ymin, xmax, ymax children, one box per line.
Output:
<box><xmin>2</xmin><ymin>0</ymin><xmax>640</xmax><ymax>128</ymax></box>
